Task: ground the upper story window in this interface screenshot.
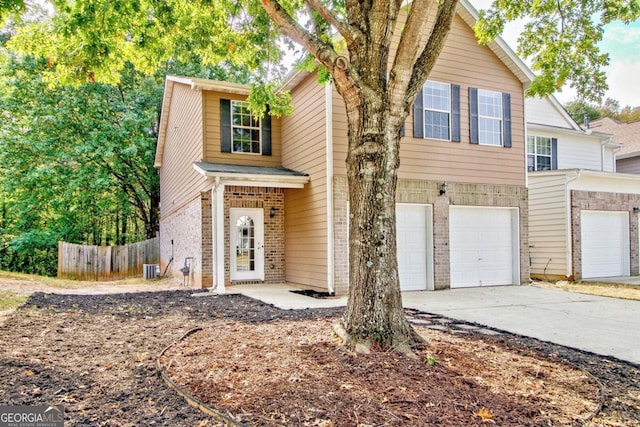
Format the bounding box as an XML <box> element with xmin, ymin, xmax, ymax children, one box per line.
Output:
<box><xmin>413</xmin><ymin>81</ymin><xmax>461</xmax><ymax>142</ymax></box>
<box><xmin>220</xmin><ymin>98</ymin><xmax>272</xmax><ymax>156</ymax></box>
<box><xmin>423</xmin><ymin>81</ymin><xmax>451</xmax><ymax>140</ymax></box>
<box><xmin>469</xmin><ymin>87</ymin><xmax>511</xmax><ymax>148</ymax></box>
<box><xmin>527</xmin><ymin>136</ymin><xmax>554</xmax><ymax>171</ymax></box>
<box><xmin>231</xmin><ymin>101</ymin><xmax>261</xmax><ymax>154</ymax></box>
<box><xmin>478</xmin><ymin>89</ymin><xmax>503</xmax><ymax>146</ymax></box>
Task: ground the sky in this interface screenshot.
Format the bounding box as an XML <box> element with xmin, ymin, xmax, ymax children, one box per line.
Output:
<box><xmin>470</xmin><ymin>0</ymin><xmax>640</xmax><ymax>108</ymax></box>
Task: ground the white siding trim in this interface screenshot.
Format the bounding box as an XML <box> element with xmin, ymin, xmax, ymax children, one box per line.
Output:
<box><xmin>325</xmin><ymin>82</ymin><xmax>335</xmax><ymax>294</ymax></box>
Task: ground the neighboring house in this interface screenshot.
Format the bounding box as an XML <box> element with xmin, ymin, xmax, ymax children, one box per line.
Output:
<box><xmin>155</xmin><ymin>0</ymin><xmax>532</xmax><ymax>293</ymax></box>
<box><xmin>527</xmin><ymin>96</ymin><xmax>640</xmax><ymax>281</ymax></box>
<box><xmin>590</xmin><ymin>117</ymin><xmax>640</xmax><ymax>174</ymax></box>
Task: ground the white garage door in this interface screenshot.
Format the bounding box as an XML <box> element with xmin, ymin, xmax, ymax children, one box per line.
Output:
<box><xmin>450</xmin><ymin>207</ymin><xmax>518</xmax><ymax>288</ymax></box>
<box><xmin>581</xmin><ymin>210</ymin><xmax>630</xmax><ymax>278</ymax></box>
<box><xmin>396</xmin><ymin>204</ymin><xmax>433</xmax><ymax>291</ymax></box>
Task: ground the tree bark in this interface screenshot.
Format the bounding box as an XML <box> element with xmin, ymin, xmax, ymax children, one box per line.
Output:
<box><xmin>339</xmin><ymin>94</ymin><xmax>422</xmax><ymax>352</ymax></box>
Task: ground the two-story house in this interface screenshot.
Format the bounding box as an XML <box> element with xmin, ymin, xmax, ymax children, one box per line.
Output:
<box><xmin>527</xmin><ymin>96</ymin><xmax>640</xmax><ymax>281</ymax></box>
<box><xmin>154</xmin><ymin>0</ymin><xmax>531</xmax><ymax>294</ymax></box>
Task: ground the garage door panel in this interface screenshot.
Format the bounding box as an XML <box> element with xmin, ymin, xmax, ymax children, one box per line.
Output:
<box><xmin>581</xmin><ymin>211</ymin><xmax>629</xmax><ymax>278</ymax></box>
<box><xmin>450</xmin><ymin>207</ymin><xmax>518</xmax><ymax>288</ymax></box>
<box><xmin>396</xmin><ymin>204</ymin><xmax>433</xmax><ymax>291</ymax></box>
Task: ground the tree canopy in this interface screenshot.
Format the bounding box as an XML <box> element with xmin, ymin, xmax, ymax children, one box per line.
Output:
<box><xmin>1</xmin><ymin>0</ymin><xmax>638</xmax><ymax>348</ymax></box>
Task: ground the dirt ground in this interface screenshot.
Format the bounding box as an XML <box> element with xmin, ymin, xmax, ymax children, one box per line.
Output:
<box><xmin>0</xmin><ymin>282</ymin><xmax>639</xmax><ymax>426</ymax></box>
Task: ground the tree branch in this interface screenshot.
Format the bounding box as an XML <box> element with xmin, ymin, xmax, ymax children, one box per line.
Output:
<box><xmin>406</xmin><ymin>0</ymin><xmax>459</xmax><ymax>107</ymax></box>
<box><xmin>306</xmin><ymin>0</ymin><xmax>359</xmax><ymax>47</ymax></box>
<box><xmin>388</xmin><ymin>0</ymin><xmax>436</xmax><ymax>105</ymax></box>
<box><xmin>260</xmin><ymin>0</ymin><xmax>340</xmax><ymax>72</ymax></box>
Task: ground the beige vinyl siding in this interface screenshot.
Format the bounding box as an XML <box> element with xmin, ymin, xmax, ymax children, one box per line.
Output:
<box><xmin>159</xmin><ymin>84</ymin><xmax>208</xmax><ymax>219</ymax></box>
<box><xmin>331</xmin><ymin>14</ymin><xmax>526</xmax><ymax>186</ymax></box>
<box><xmin>281</xmin><ymin>74</ymin><xmax>329</xmax><ymax>289</ymax></box>
<box><xmin>202</xmin><ymin>91</ymin><xmax>282</xmax><ymax>166</ymax></box>
<box><xmin>617</xmin><ymin>158</ymin><xmax>640</xmax><ymax>174</ymax></box>
<box><xmin>528</xmin><ymin>173</ymin><xmax>570</xmax><ymax>279</ymax></box>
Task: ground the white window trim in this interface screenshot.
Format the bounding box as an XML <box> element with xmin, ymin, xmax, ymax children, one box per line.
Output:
<box><xmin>477</xmin><ymin>89</ymin><xmax>503</xmax><ymax>147</ymax></box>
<box><xmin>231</xmin><ymin>100</ymin><xmax>262</xmax><ymax>155</ymax></box>
<box><xmin>423</xmin><ymin>80</ymin><xmax>451</xmax><ymax>141</ymax></box>
<box><xmin>527</xmin><ymin>135</ymin><xmax>552</xmax><ymax>171</ymax></box>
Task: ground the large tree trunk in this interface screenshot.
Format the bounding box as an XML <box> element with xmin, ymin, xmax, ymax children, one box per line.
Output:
<box><xmin>338</xmin><ymin>93</ymin><xmax>422</xmax><ymax>353</ymax></box>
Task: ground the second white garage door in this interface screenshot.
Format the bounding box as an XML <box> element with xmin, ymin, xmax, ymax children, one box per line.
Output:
<box><xmin>581</xmin><ymin>210</ymin><xmax>630</xmax><ymax>278</ymax></box>
<box><xmin>449</xmin><ymin>206</ymin><xmax>518</xmax><ymax>288</ymax></box>
<box><xmin>396</xmin><ymin>204</ymin><xmax>433</xmax><ymax>291</ymax></box>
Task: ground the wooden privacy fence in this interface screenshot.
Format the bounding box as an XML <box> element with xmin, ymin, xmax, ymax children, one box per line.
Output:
<box><xmin>58</xmin><ymin>237</ymin><xmax>159</xmax><ymax>281</ymax></box>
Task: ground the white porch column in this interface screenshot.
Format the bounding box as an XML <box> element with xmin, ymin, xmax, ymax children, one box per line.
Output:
<box><xmin>212</xmin><ymin>182</ymin><xmax>226</xmax><ymax>293</ymax></box>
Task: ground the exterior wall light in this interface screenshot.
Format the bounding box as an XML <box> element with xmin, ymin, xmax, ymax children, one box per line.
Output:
<box><xmin>439</xmin><ymin>182</ymin><xmax>447</xmax><ymax>196</ymax></box>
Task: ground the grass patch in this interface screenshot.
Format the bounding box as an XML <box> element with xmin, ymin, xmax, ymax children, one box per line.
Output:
<box><xmin>535</xmin><ymin>280</ymin><xmax>640</xmax><ymax>301</ymax></box>
<box><xmin>0</xmin><ymin>290</ymin><xmax>29</xmax><ymax>311</ymax></box>
<box><xmin>0</xmin><ymin>270</ymin><xmax>171</xmax><ymax>289</ymax></box>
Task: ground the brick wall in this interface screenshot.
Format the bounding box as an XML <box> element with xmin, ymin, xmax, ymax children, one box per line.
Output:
<box><xmin>224</xmin><ymin>186</ymin><xmax>285</xmax><ymax>286</ymax></box>
<box><xmin>570</xmin><ymin>190</ymin><xmax>640</xmax><ymax>279</ymax></box>
<box><xmin>332</xmin><ymin>176</ymin><xmax>529</xmax><ymax>292</ymax></box>
<box><xmin>159</xmin><ymin>195</ymin><xmax>204</xmax><ymax>287</ymax></box>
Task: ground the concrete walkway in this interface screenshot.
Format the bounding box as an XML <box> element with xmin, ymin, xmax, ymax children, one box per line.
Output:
<box><xmin>228</xmin><ymin>283</ymin><xmax>640</xmax><ymax>365</ymax></box>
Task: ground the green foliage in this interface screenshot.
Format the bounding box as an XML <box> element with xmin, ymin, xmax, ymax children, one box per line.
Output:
<box><xmin>564</xmin><ymin>99</ymin><xmax>602</xmax><ymax>124</ymax></box>
<box><xmin>476</xmin><ymin>0</ymin><xmax>640</xmax><ymax>102</ymax></box>
<box><xmin>564</xmin><ymin>98</ymin><xmax>640</xmax><ymax>124</ymax></box>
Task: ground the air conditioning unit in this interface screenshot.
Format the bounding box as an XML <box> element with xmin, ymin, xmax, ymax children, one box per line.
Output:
<box><xmin>143</xmin><ymin>263</ymin><xmax>159</xmax><ymax>280</ymax></box>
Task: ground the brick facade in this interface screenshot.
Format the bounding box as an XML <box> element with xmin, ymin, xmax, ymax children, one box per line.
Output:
<box><xmin>570</xmin><ymin>190</ymin><xmax>640</xmax><ymax>279</ymax></box>
<box><xmin>333</xmin><ymin>176</ymin><xmax>529</xmax><ymax>293</ymax></box>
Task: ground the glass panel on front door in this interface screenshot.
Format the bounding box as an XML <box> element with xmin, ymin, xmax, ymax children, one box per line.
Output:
<box><xmin>235</xmin><ymin>216</ymin><xmax>255</xmax><ymax>272</ymax></box>
<box><xmin>229</xmin><ymin>208</ymin><xmax>264</xmax><ymax>281</ymax></box>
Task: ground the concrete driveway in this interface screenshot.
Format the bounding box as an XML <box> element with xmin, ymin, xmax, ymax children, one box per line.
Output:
<box><xmin>402</xmin><ymin>286</ymin><xmax>640</xmax><ymax>365</ymax></box>
<box><xmin>231</xmin><ymin>284</ymin><xmax>640</xmax><ymax>365</ymax></box>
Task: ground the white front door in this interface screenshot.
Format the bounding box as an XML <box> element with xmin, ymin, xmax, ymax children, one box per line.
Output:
<box><xmin>230</xmin><ymin>208</ymin><xmax>264</xmax><ymax>281</ymax></box>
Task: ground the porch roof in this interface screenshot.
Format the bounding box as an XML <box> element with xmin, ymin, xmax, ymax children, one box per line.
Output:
<box><xmin>193</xmin><ymin>162</ymin><xmax>310</xmax><ymax>188</ymax></box>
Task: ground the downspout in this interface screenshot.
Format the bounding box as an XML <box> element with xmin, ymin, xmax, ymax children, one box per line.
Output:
<box><xmin>325</xmin><ymin>81</ymin><xmax>335</xmax><ymax>295</ymax></box>
<box><xmin>565</xmin><ymin>170</ymin><xmax>581</xmax><ymax>279</ymax></box>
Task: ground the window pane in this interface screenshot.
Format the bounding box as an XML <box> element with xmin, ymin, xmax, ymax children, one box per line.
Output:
<box><xmin>425</xmin><ymin>111</ymin><xmax>450</xmax><ymax>140</ymax></box>
<box><xmin>479</xmin><ymin>117</ymin><xmax>502</xmax><ymax>146</ymax></box>
<box><xmin>537</xmin><ymin>137</ymin><xmax>551</xmax><ymax>155</ymax></box>
<box><xmin>478</xmin><ymin>90</ymin><xmax>502</xmax><ymax>118</ymax></box>
<box><xmin>231</xmin><ymin>100</ymin><xmax>261</xmax><ymax>154</ymax></box>
<box><xmin>537</xmin><ymin>156</ymin><xmax>551</xmax><ymax>171</ymax></box>
<box><xmin>422</xmin><ymin>81</ymin><xmax>451</xmax><ymax>140</ymax></box>
<box><xmin>527</xmin><ymin>136</ymin><xmax>535</xmax><ymax>154</ymax></box>
<box><xmin>528</xmin><ymin>155</ymin><xmax>535</xmax><ymax>171</ymax></box>
<box><xmin>424</xmin><ymin>81</ymin><xmax>450</xmax><ymax>111</ymax></box>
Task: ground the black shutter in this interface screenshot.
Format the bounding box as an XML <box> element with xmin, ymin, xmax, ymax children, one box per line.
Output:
<box><xmin>220</xmin><ymin>99</ymin><xmax>231</xmax><ymax>153</ymax></box>
<box><xmin>451</xmin><ymin>84</ymin><xmax>461</xmax><ymax>142</ymax></box>
<box><xmin>502</xmin><ymin>92</ymin><xmax>512</xmax><ymax>148</ymax></box>
<box><xmin>551</xmin><ymin>138</ymin><xmax>558</xmax><ymax>169</ymax></box>
<box><xmin>413</xmin><ymin>89</ymin><xmax>424</xmax><ymax>138</ymax></box>
<box><xmin>469</xmin><ymin>87</ymin><xmax>478</xmax><ymax>144</ymax></box>
<box><xmin>261</xmin><ymin>107</ymin><xmax>272</xmax><ymax>156</ymax></box>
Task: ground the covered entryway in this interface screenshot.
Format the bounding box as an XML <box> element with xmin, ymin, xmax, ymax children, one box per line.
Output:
<box><xmin>580</xmin><ymin>210</ymin><xmax>630</xmax><ymax>278</ymax></box>
<box><xmin>449</xmin><ymin>206</ymin><xmax>519</xmax><ymax>288</ymax></box>
<box><xmin>396</xmin><ymin>204</ymin><xmax>433</xmax><ymax>291</ymax></box>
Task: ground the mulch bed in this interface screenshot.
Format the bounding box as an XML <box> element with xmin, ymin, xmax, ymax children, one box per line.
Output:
<box><xmin>0</xmin><ymin>290</ymin><xmax>638</xmax><ymax>426</ymax></box>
